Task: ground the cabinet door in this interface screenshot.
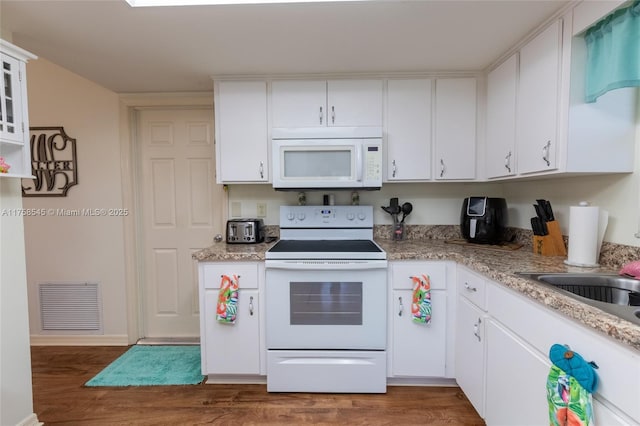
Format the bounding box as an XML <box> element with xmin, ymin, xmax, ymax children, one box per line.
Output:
<box><xmin>486</xmin><ymin>54</ymin><xmax>517</xmax><ymax>179</ymax></box>
<box><xmin>386</xmin><ymin>79</ymin><xmax>432</xmax><ymax>181</ymax></box>
<box><xmin>391</xmin><ymin>289</ymin><xmax>447</xmax><ymax>377</ymax></box>
<box><xmin>517</xmin><ymin>20</ymin><xmax>562</xmax><ymax>174</ymax></box>
<box><xmin>455</xmin><ymin>296</ymin><xmax>486</xmax><ymax>418</ymax></box>
<box><xmin>0</xmin><ymin>54</ymin><xmax>23</xmax><ymax>144</ymax></box>
<box><xmin>434</xmin><ymin>78</ymin><xmax>476</xmax><ymax>180</ymax></box>
<box><xmin>215</xmin><ymin>81</ymin><xmax>268</xmax><ymax>182</ymax></box>
<box><xmin>327</xmin><ymin>79</ymin><xmax>383</xmax><ymax>127</ymax></box>
<box><xmin>271</xmin><ymin>80</ymin><xmax>327</xmax><ymax>128</ymax></box>
<box><xmin>485</xmin><ymin>319</ymin><xmax>550</xmax><ymax>426</ymax></box>
<box><xmin>203</xmin><ymin>288</ymin><xmax>260</xmax><ymax>375</ymax></box>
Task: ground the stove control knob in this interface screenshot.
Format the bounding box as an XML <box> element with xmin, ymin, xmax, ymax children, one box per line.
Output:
<box><xmin>296</xmin><ymin>213</ymin><xmax>306</xmax><ymax>221</ymax></box>
<box><xmin>287</xmin><ymin>213</ymin><xmax>295</xmax><ymax>221</ymax></box>
<box><xmin>357</xmin><ymin>212</ymin><xmax>366</xmax><ymax>221</ymax></box>
<box><xmin>346</xmin><ymin>213</ymin><xmax>355</xmax><ymax>221</ymax></box>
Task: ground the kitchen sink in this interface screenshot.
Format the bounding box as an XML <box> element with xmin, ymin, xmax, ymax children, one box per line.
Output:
<box><xmin>516</xmin><ymin>272</ymin><xmax>640</xmax><ymax>326</ymax></box>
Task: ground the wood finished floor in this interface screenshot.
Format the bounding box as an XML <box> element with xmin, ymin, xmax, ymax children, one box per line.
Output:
<box><xmin>31</xmin><ymin>346</ymin><xmax>485</xmax><ymax>425</ymax></box>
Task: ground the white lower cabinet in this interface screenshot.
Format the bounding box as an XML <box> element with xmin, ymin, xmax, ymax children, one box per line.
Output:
<box><xmin>391</xmin><ymin>289</ymin><xmax>447</xmax><ymax>377</ymax></box>
<box><xmin>388</xmin><ymin>261</ymin><xmax>455</xmax><ymax>380</ymax></box>
<box><xmin>485</xmin><ymin>319</ymin><xmax>550</xmax><ymax>426</ymax></box>
<box><xmin>455</xmin><ymin>264</ymin><xmax>640</xmax><ymax>425</ymax></box>
<box><xmin>199</xmin><ymin>262</ymin><xmax>264</xmax><ymax>378</ymax></box>
<box><xmin>455</xmin><ymin>296</ymin><xmax>486</xmax><ymax>417</ymax></box>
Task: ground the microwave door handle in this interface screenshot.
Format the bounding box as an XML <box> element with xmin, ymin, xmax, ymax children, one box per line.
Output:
<box><xmin>356</xmin><ymin>145</ymin><xmax>363</xmax><ymax>182</ymax></box>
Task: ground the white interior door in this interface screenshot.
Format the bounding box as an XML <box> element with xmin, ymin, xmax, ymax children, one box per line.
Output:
<box><xmin>138</xmin><ymin>108</ymin><xmax>224</xmax><ymax>338</ymax></box>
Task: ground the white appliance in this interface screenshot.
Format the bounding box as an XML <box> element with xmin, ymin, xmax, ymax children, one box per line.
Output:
<box><xmin>265</xmin><ymin>205</ymin><xmax>388</xmax><ymax>393</ymax></box>
<box><xmin>271</xmin><ymin>127</ymin><xmax>383</xmax><ymax>190</ymax></box>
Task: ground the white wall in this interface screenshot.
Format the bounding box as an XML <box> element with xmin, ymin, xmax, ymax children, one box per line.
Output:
<box><xmin>23</xmin><ymin>58</ymin><xmax>128</xmax><ymax>343</ymax></box>
<box><xmin>0</xmin><ymin>179</ymin><xmax>36</xmax><ymax>425</ymax></box>
<box><xmin>226</xmin><ymin>181</ymin><xmax>506</xmax><ymax>228</ymax></box>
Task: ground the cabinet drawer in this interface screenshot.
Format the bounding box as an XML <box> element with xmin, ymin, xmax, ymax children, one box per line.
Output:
<box><xmin>487</xmin><ymin>281</ymin><xmax>640</xmax><ymax>420</ymax></box>
<box><xmin>202</xmin><ymin>262</ymin><xmax>260</xmax><ymax>289</ymax></box>
<box><xmin>390</xmin><ymin>261</ymin><xmax>447</xmax><ymax>290</ymax></box>
<box><xmin>457</xmin><ymin>266</ymin><xmax>487</xmax><ymax>310</ymax></box>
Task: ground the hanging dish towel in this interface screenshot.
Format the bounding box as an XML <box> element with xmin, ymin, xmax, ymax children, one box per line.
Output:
<box><xmin>216</xmin><ymin>275</ymin><xmax>239</xmax><ymax>324</ymax></box>
<box><xmin>411</xmin><ymin>274</ymin><xmax>432</xmax><ymax>324</ymax></box>
<box><xmin>546</xmin><ymin>344</ymin><xmax>598</xmax><ymax>426</ymax></box>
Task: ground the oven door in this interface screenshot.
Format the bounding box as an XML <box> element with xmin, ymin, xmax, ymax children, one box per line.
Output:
<box><xmin>265</xmin><ymin>260</ymin><xmax>387</xmax><ymax>350</ymax></box>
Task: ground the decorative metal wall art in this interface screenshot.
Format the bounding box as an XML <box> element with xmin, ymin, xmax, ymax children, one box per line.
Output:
<box><xmin>22</xmin><ymin>127</ymin><xmax>78</xmax><ymax>197</ymax></box>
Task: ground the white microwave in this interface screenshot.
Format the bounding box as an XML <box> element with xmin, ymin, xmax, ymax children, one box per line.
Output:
<box><xmin>271</xmin><ymin>127</ymin><xmax>383</xmax><ymax>190</ymax></box>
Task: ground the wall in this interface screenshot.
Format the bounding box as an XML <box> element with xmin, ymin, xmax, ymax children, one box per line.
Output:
<box><xmin>226</xmin><ymin>181</ymin><xmax>506</xmax><ymax>229</ymax></box>
<box><xmin>0</xmin><ymin>179</ymin><xmax>37</xmax><ymax>426</ymax></box>
<box><xmin>23</xmin><ymin>58</ymin><xmax>128</xmax><ymax>343</ymax></box>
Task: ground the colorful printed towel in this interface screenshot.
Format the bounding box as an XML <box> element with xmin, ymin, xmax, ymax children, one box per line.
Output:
<box><xmin>411</xmin><ymin>274</ymin><xmax>432</xmax><ymax>324</ymax></box>
<box><xmin>216</xmin><ymin>275</ymin><xmax>239</xmax><ymax>324</ymax></box>
<box><xmin>546</xmin><ymin>345</ymin><xmax>598</xmax><ymax>426</ymax></box>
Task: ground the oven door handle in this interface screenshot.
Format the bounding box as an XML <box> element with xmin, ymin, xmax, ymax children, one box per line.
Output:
<box><xmin>265</xmin><ymin>260</ymin><xmax>387</xmax><ymax>271</ymax></box>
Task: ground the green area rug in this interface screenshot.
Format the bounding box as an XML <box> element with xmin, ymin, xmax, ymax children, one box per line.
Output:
<box><xmin>85</xmin><ymin>345</ymin><xmax>204</xmax><ymax>387</ymax></box>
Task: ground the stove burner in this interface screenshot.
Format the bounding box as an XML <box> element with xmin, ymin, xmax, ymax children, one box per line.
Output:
<box><xmin>268</xmin><ymin>239</ymin><xmax>382</xmax><ymax>254</ymax></box>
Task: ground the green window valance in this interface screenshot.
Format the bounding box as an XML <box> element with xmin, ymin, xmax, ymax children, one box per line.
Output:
<box><xmin>585</xmin><ymin>0</ymin><xmax>640</xmax><ymax>103</ymax></box>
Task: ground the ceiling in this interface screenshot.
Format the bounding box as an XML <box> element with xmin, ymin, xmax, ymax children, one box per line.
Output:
<box><xmin>0</xmin><ymin>0</ymin><xmax>571</xmax><ymax>93</ymax></box>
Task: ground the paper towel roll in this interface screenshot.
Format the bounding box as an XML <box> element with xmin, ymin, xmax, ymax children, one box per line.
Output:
<box><xmin>565</xmin><ymin>202</ymin><xmax>604</xmax><ymax>267</ymax></box>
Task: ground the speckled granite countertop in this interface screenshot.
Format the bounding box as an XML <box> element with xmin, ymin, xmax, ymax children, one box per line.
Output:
<box><xmin>193</xmin><ymin>236</ymin><xmax>640</xmax><ymax>352</ymax></box>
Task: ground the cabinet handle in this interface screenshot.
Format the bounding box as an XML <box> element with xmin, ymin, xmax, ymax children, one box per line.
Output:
<box><xmin>504</xmin><ymin>151</ymin><xmax>512</xmax><ymax>173</ymax></box>
<box><xmin>473</xmin><ymin>318</ymin><xmax>482</xmax><ymax>342</ymax></box>
<box><xmin>542</xmin><ymin>141</ymin><xmax>551</xmax><ymax>166</ymax></box>
<box><xmin>331</xmin><ymin>106</ymin><xmax>335</xmax><ymax>124</ymax></box>
<box><xmin>259</xmin><ymin>161</ymin><xmax>264</xmax><ymax>179</ymax></box>
<box><xmin>464</xmin><ymin>282</ymin><xmax>477</xmax><ymax>292</ymax></box>
<box><xmin>440</xmin><ymin>158</ymin><xmax>445</xmax><ymax>177</ymax></box>
<box><xmin>249</xmin><ymin>296</ymin><xmax>254</xmax><ymax>316</ymax></box>
<box><xmin>398</xmin><ymin>296</ymin><xmax>404</xmax><ymax>317</ymax></box>
<box><xmin>319</xmin><ymin>106</ymin><xmax>323</xmax><ymax>125</ymax></box>
<box><xmin>392</xmin><ymin>160</ymin><xmax>397</xmax><ymax>178</ymax></box>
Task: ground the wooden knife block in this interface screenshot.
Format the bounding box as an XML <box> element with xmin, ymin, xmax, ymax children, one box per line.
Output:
<box><xmin>533</xmin><ymin>220</ymin><xmax>567</xmax><ymax>256</ymax></box>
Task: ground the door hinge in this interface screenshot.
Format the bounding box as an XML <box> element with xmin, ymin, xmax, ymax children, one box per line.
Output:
<box><xmin>22</xmin><ymin>122</ymin><xmax>25</xmax><ymax>133</ymax></box>
<box><xmin>19</xmin><ymin>70</ymin><xmax>22</xmax><ymax>82</ymax></box>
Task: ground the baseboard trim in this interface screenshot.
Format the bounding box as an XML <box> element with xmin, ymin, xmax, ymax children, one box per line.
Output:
<box><xmin>387</xmin><ymin>377</ymin><xmax>458</xmax><ymax>387</ymax></box>
<box><xmin>30</xmin><ymin>334</ymin><xmax>129</xmax><ymax>346</ymax></box>
<box><xmin>205</xmin><ymin>375</ymin><xmax>267</xmax><ymax>385</ymax></box>
<box><xmin>16</xmin><ymin>413</ymin><xmax>42</xmax><ymax>426</ymax></box>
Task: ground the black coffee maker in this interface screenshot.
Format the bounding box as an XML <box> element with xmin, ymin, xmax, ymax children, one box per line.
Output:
<box><xmin>460</xmin><ymin>197</ymin><xmax>508</xmax><ymax>244</ymax></box>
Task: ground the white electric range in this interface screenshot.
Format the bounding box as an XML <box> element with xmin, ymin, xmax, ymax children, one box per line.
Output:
<box><xmin>264</xmin><ymin>205</ymin><xmax>388</xmax><ymax>393</ymax></box>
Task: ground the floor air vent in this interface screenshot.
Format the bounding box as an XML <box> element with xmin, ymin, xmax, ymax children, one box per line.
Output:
<box><xmin>39</xmin><ymin>282</ymin><xmax>103</xmax><ymax>333</ymax></box>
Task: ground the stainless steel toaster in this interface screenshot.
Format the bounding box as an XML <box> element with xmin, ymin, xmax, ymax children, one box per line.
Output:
<box><xmin>226</xmin><ymin>219</ymin><xmax>265</xmax><ymax>244</ymax></box>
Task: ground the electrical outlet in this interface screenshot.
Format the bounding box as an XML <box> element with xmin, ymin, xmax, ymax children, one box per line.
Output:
<box><xmin>257</xmin><ymin>202</ymin><xmax>267</xmax><ymax>218</ymax></box>
<box><xmin>231</xmin><ymin>202</ymin><xmax>242</xmax><ymax>217</ymax></box>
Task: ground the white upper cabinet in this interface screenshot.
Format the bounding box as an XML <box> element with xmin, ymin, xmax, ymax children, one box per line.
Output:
<box><xmin>214</xmin><ymin>81</ymin><xmax>269</xmax><ymax>183</ymax></box>
<box><xmin>516</xmin><ymin>20</ymin><xmax>562</xmax><ymax>175</ymax></box>
<box><xmin>485</xmin><ymin>54</ymin><xmax>517</xmax><ymax>179</ymax></box>
<box><xmin>271</xmin><ymin>80</ymin><xmax>326</xmax><ymax>128</ymax></box>
<box><xmin>385</xmin><ymin>79</ymin><xmax>432</xmax><ymax>181</ymax></box>
<box><xmin>271</xmin><ymin>79</ymin><xmax>383</xmax><ymax>128</ymax></box>
<box><xmin>327</xmin><ymin>80</ymin><xmax>383</xmax><ymax>127</ymax></box>
<box><xmin>487</xmin><ymin>11</ymin><xmax>636</xmax><ymax>180</ymax></box>
<box><xmin>434</xmin><ymin>78</ymin><xmax>477</xmax><ymax>180</ymax></box>
<box><xmin>0</xmin><ymin>55</ymin><xmax>23</xmax><ymax>145</ymax></box>
<box><xmin>0</xmin><ymin>40</ymin><xmax>36</xmax><ymax>179</ymax></box>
